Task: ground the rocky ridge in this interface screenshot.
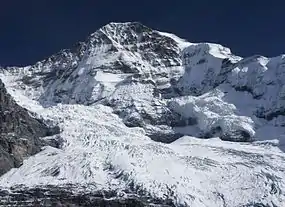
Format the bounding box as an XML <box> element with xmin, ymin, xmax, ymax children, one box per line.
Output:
<box><xmin>3</xmin><ymin>22</ymin><xmax>285</xmax><ymax>143</ymax></box>
<box><xmin>0</xmin><ymin>22</ymin><xmax>285</xmax><ymax>206</ymax></box>
<box><xmin>0</xmin><ymin>79</ymin><xmax>60</xmax><ymax>176</ymax></box>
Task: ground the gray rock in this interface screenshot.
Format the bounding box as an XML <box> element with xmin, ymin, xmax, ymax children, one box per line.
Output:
<box><xmin>0</xmin><ymin>185</ymin><xmax>174</xmax><ymax>207</ymax></box>
<box><xmin>0</xmin><ymin>79</ymin><xmax>60</xmax><ymax>175</ymax></box>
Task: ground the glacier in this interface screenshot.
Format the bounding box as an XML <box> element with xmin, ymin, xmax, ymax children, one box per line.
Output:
<box><xmin>0</xmin><ymin>22</ymin><xmax>285</xmax><ymax>206</ymax></box>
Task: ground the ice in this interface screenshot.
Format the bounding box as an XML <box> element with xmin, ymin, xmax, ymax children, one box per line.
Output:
<box><xmin>1</xmin><ymin>74</ymin><xmax>285</xmax><ymax>206</ymax></box>
<box><xmin>157</xmin><ymin>31</ymin><xmax>192</xmax><ymax>50</ymax></box>
<box><xmin>0</xmin><ymin>99</ymin><xmax>284</xmax><ymax>206</ymax></box>
<box><xmin>169</xmin><ymin>89</ymin><xmax>256</xmax><ymax>140</ymax></box>
<box><xmin>1</xmin><ymin>22</ymin><xmax>285</xmax><ymax>206</ymax></box>
<box><xmin>77</xmin><ymin>67</ymin><xmax>85</xmax><ymax>75</ymax></box>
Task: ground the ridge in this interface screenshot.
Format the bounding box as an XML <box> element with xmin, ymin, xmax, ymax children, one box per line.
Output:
<box><xmin>0</xmin><ymin>22</ymin><xmax>285</xmax><ymax>207</ymax></box>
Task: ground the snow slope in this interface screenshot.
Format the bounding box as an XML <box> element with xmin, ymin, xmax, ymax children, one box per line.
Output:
<box><xmin>1</xmin><ymin>22</ymin><xmax>285</xmax><ymax>206</ymax></box>
<box><xmin>0</xmin><ymin>92</ymin><xmax>284</xmax><ymax>206</ymax></box>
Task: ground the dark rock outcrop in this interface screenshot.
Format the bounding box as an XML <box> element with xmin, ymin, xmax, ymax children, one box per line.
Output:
<box><xmin>0</xmin><ymin>185</ymin><xmax>174</xmax><ymax>207</ymax></box>
<box><xmin>0</xmin><ymin>79</ymin><xmax>60</xmax><ymax>175</ymax></box>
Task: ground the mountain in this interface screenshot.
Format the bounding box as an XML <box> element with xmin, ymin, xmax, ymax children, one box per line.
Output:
<box><xmin>0</xmin><ymin>22</ymin><xmax>285</xmax><ymax>206</ymax></box>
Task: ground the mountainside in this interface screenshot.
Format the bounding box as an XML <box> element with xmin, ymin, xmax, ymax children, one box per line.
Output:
<box><xmin>0</xmin><ymin>79</ymin><xmax>60</xmax><ymax>176</ymax></box>
<box><xmin>0</xmin><ymin>22</ymin><xmax>285</xmax><ymax>206</ymax></box>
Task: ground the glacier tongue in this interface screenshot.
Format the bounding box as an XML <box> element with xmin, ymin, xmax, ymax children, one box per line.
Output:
<box><xmin>0</xmin><ymin>22</ymin><xmax>285</xmax><ymax>206</ymax></box>
<box><xmin>0</xmin><ymin>99</ymin><xmax>284</xmax><ymax>207</ymax></box>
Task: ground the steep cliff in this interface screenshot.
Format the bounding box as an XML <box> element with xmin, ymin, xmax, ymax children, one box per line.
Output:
<box><xmin>0</xmin><ymin>79</ymin><xmax>60</xmax><ymax>175</ymax></box>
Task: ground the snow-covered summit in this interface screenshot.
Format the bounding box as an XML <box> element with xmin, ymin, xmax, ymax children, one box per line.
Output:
<box><xmin>1</xmin><ymin>22</ymin><xmax>285</xmax><ymax>206</ymax></box>
<box><xmin>2</xmin><ymin>21</ymin><xmax>285</xmax><ymax>143</ymax></box>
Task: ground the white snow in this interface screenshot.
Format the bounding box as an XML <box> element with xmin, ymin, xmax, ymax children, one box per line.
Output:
<box><xmin>0</xmin><ymin>95</ymin><xmax>284</xmax><ymax>206</ymax></box>
<box><xmin>1</xmin><ymin>22</ymin><xmax>285</xmax><ymax>206</ymax></box>
<box><xmin>169</xmin><ymin>89</ymin><xmax>256</xmax><ymax>140</ymax></box>
<box><xmin>1</xmin><ymin>67</ymin><xmax>285</xmax><ymax>206</ymax></box>
<box><xmin>158</xmin><ymin>31</ymin><xmax>192</xmax><ymax>50</ymax></box>
<box><xmin>95</xmin><ymin>71</ymin><xmax>125</xmax><ymax>82</ymax></box>
<box><xmin>77</xmin><ymin>67</ymin><xmax>84</xmax><ymax>76</ymax></box>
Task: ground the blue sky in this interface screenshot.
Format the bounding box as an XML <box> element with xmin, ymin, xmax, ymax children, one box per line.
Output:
<box><xmin>0</xmin><ymin>0</ymin><xmax>284</xmax><ymax>66</ymax></box>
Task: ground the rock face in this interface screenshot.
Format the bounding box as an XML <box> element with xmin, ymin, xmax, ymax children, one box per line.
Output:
<box><xmin>0</xmin><ymin>79</ymin><xmax>60</xmax><ymax>175</ymax></box>
<box><xmin>0</xmin><ymin>185</ymin><xmax>174</xmax><ymax>207</ymax></box>
<box><xmin>3</xmin><ymin>22</ymin><xmax>285</xmax><ymax>143</ymax></box>
<box><xmin>0</xmin><ymin>22</ymin><xmax>285</xmax><ymax>206</ymax></box>
<box><xmin>2</xmin><ymin>22</ymin><xmax>189</xmax><ymax>143</ymax></box>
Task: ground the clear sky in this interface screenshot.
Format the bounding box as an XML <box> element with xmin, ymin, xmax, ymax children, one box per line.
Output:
<box><xmin>0</xmin><ymin>0</ymin><xmax>284</xmax><ymax>66</ymax></box>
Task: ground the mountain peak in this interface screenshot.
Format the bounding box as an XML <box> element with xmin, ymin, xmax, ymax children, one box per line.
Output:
<box><xmin>1</xmin><ymin>21</ymin><xmax>285</xmax><ymax>207</ymax></box>
<box><xmin>95</xmin><ymin>21</ymin><xmax>156</xmax><ymax>46</ymax></box>
<box><xmin>103</xmin><ymin>21</ymin><xmax>146</xmax><ymax>28</ymax></box>
<box><xmin>101</xmin><ymin>21</ymin><xmax>151</xmax><ymax>32</ymax></box>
